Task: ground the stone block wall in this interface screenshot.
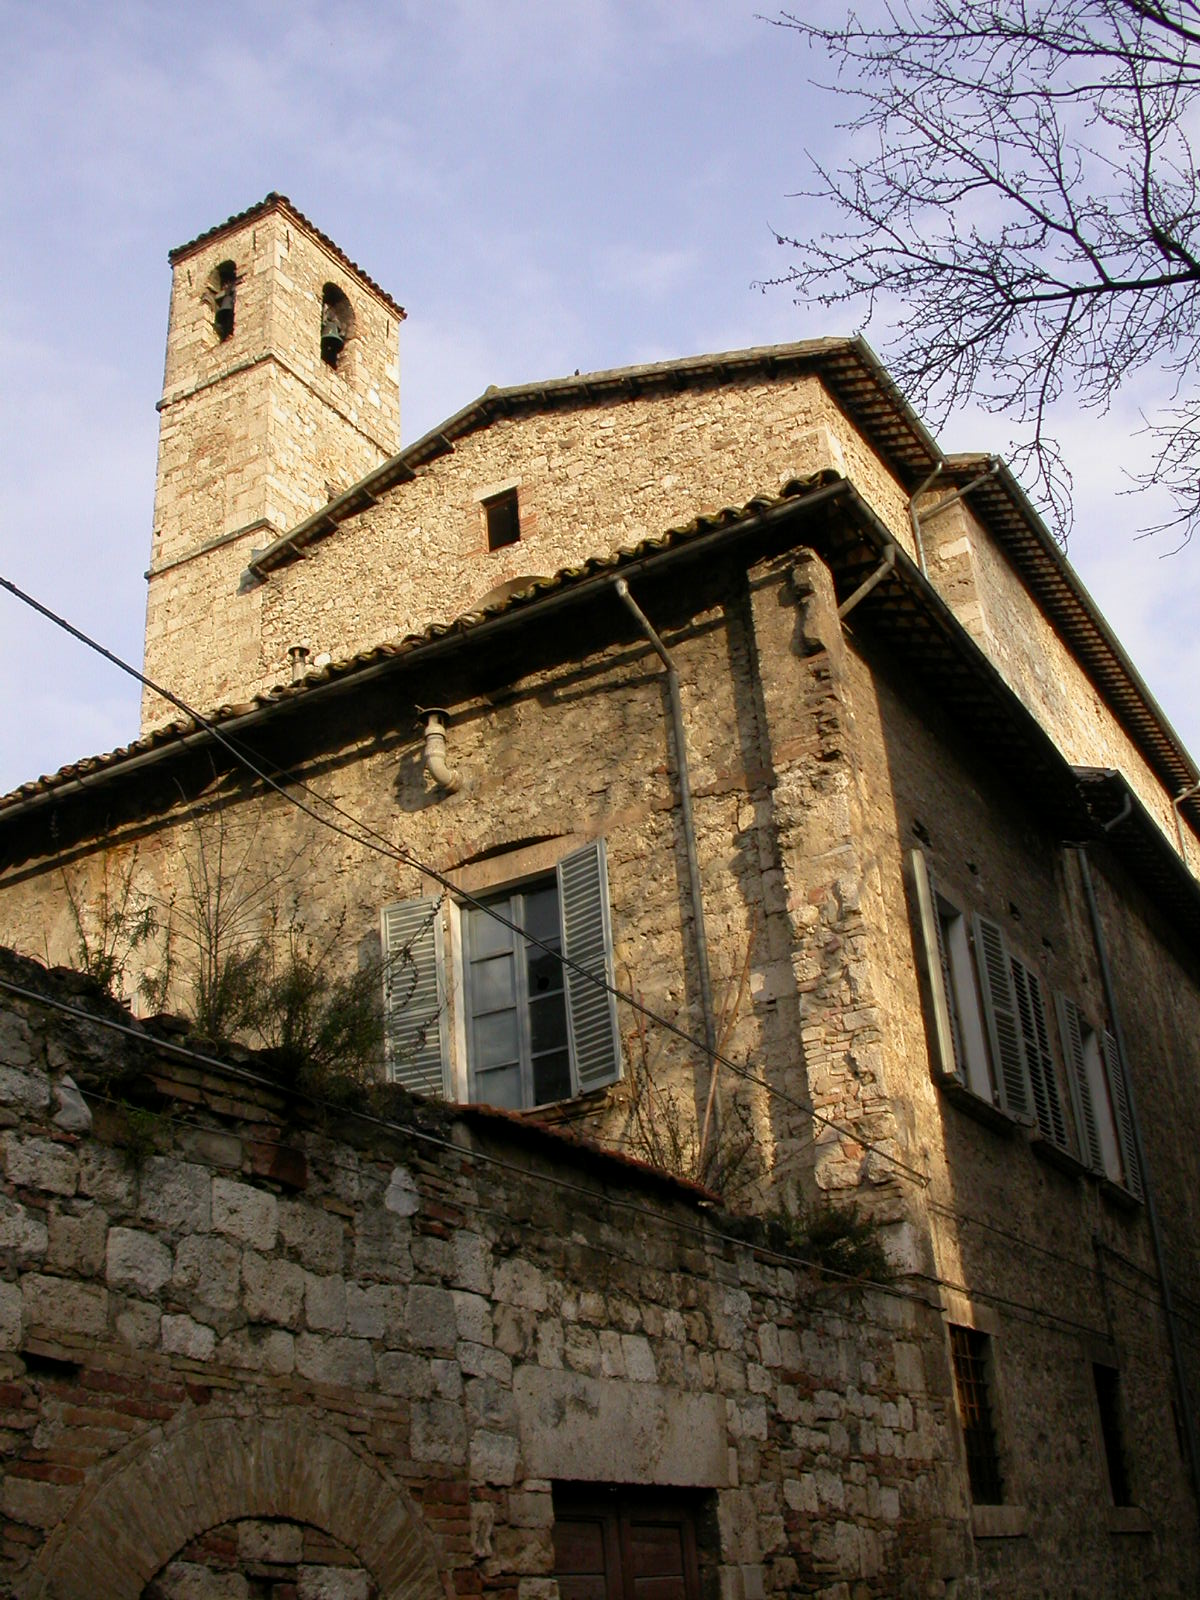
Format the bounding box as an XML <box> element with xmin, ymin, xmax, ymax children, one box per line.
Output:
<box><xmin>6</xmin><ymin>549</ymin><xmax>912</xmax><ymax>1235</ymax></box>
<box><xmin>0</xmin><ymin>951</ymin><xmax>969</xmax><ymax>1600</ymax></box>
<box><xmin>145</xmin><ymin>202</ymin><xmax>403</xmax><ymax>729</ymax></box>
<box><xmin>140</xmin><ymin>372</ymin><xmax>911</xmax><ymax>730</ymax></box>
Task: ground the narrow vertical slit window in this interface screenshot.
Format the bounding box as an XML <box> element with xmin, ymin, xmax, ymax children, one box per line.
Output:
<box><xmin>1093</xmin><ymin>1363</ymin><xmax>1133</xmax><ymax>1505</ymax></box>
<box><xmin>483</xmin><ymin>486</ymin><xmax>521</xmax><ymax>550</ymax></box>
<box><xmin>949</xmin><ymin>1324</ymin><xmax>1005</xmax><ymax>1504</ymax></box>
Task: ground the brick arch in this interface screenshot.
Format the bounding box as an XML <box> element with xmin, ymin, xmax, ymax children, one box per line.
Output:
<box><xmin>19</xmin><ymin>1412</ymin><xmax>446</xmax><ymax>1600</ymax></box>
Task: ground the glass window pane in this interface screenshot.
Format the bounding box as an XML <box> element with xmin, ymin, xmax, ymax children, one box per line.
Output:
<box><xmin>530</xmin><ymin>992</ymin><xmax>569</xmax><ymax>1054</ymax></box>
<box><xmin>533</xmin><ymin>1050</ymin><xmax>572</xmax><ymax>1106</ymax></box>
<box><xmin>471</xmin><ymin>952</ymin><xmax>516</xmax><ymax>1011</ymax></box>
<box><xmin>528</xmin><ymin>945</ymin><xmax>564</xmax><ymax>998</ymax></box>
<box><xmin>475</xmin><ymin>1062</ymin><xmax>524</xmax><ymax>1110</ymax></box>
<box><xmin>523</xmin><ymin>885</ymin><xmax>561</xmax><ymax>944</ymax></box>
<box><xmin>473</xmin><ymin>1009</ymin><xmax>519</xmax><ymax>1069</ymax></box>
<box><xmin>469</xmin><ymin>903</ymin><xmax>514</xmax><ymax>959</ymax></box>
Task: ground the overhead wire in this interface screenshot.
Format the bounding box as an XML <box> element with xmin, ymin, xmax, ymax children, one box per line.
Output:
<box><xmin>6</xmin><ymin>574</ymin><xmax>1200</xmax><ymax>1348</ymax></box>
<box><xmin>4</xmin><ymin>969</ymin><xmax>1198</xmax><ymax>1349</ymax></box>
<box><xmin>0</xmin><ymin>572</ymin><xmax>930</xmax><ymax>1188</ymax></box>
<box><xmin>0</xmin><ymin>973</ymin><xmax>917</xmax><ymax>1305</ymax></box>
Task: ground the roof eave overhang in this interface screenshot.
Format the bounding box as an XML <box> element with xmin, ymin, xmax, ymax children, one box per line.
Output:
<box><xmin>6</xmin><ymin>473</ymin><xmax>1199</xmax><ymax>943</ymax></box>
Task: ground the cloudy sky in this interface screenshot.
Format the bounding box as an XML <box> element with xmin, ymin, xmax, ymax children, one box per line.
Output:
<box><xmin>1</xmin><ymin>0</ymin><xmax>1197</xmax><ymax>797</ymax></box>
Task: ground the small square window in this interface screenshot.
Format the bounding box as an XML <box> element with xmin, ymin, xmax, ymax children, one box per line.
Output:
<box><xmin>483</xmin><ymin>487</ymin><xmax>521</xmax><ymax>550</ymax></box>
<box><xmin>949</xmin><ymin>1324</ymin><xmax>1005</xmax><ymax>1504</ymax></box>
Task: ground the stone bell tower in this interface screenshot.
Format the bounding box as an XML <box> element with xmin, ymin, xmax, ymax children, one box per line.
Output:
<box><xmin>142</xmin><ymin>194</ymin><xmax>403</xmax><ymax>728</ymax></box>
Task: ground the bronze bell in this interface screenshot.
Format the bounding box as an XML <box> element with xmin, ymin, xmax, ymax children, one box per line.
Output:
<box><xmin>214</xmin><ymin>287</ymin><xmax>235</xmax><ymax>340</ymax></box>
<box><xmin>321</xmin><ymin>307</ymin><xmax>345</xmax><ymax>366</ymax></box>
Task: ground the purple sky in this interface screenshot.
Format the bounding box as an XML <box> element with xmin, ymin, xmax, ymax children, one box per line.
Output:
<box><xmin>2</xmin><ymin>0</ymin><xmax>1196</xmax><ymax>797</ymax></box>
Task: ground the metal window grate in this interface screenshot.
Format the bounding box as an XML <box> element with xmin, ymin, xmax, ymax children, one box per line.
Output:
<box><xmin>950</xmin><ymin>1325</ymin><xmax>1004</xmax><ymax>1504</ymax></box>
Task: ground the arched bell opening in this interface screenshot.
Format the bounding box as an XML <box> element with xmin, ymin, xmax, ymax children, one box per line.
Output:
<box><xmin>320</xmin><ymin>282</ymin><xmax>355</xmax><ymax>369</ymax></box>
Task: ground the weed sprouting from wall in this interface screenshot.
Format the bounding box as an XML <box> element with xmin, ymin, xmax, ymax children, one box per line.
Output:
<box><xmin>618</xmin><ymin>933</ymin><xmax>765</xmax><ymax>1203</ymax></box>
<box><xmin>60</xmin><ymin>849</ymin><xmax>167</xmax><ymax>1009</ymax></box>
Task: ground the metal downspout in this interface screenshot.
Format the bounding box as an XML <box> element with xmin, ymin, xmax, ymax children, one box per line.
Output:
<box><xmin>615</xmin><ymin>579</ymin><xmax>719</xmax><ymax>1103</ymax></box>
<box><xmin>1072</xmin><ymin>843</ymin><xmax>1200</xmax><ymax>1523</ymax></box>
<box><xmin>907</xmin><ymin>464</ymin><xmax>943</xmax><ymax>577</ymax></box>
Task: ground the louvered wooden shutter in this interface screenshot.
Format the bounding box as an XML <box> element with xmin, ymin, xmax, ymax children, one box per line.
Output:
<box><xmin>972</xmin><ymin>914</ymin><xmax>1031</xmax><ymax>1118</ymax></box>
<box><xmin>906</xmin><ymin>850</ymin><xmax>965</xmax><ymax>1084</ymax></box>
<box><xmin>380</xmin><ymin>895</ymin><xmax>449</xmax><ymax>1095</ymax></box>
<box><xmin>558</xmin><ymin>839</ymin><xmax>621</xmax><ymax>1093</ymax></box>
<box><xmin>1011</xmin><ymin>959</ymin><xmax>1071</xmax><ymax>1152</ymax></box>
<box><xmin>1057</xmin><ymin>995</ymin><xmax>1104</xmax><ymax>1173</ymax></box>
<box><xmin>1100</xmin><ymin>1029</ymin><xmax>1143</xmax><ymax>1200</ymax></box>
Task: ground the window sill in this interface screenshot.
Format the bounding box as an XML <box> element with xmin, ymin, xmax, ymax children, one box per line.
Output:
<box><xmin>1107</xmin><ymin>1505</ymin><xmax>1152</xmax><ymax>1534</ymax></box>
<box><xmin>1100</xmin><ymin>1178</ymin><xmax>1142</xmax><ymax>1212</ymax></box>
<box><xmin>939</xmin><ymin>1078</ymin><xmax>1021</xmax><ymax>1136</ymax></box>
<box><xmin>1029</xmin><ymin>1136</ymin><xmax>1088</xmax><ymax>1179</ymax></box>
<box><xmin>971</xmin><ymin>1504</ymin><xmax>1027</xmax><ymax>1539</ymax></box>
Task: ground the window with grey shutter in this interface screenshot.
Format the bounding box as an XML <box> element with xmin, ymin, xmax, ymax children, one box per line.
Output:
<box><xmin>558</xmin><ymin>839</ymin><xmax>622</xmax><ymax>1093</ymax></box>
<box><xmin>1011</xmin><ymin>958</ymin><xmax>1072</xmax><ymax>1153</ymax></box>
<box><xmin>907</xmin><ymin>849</ymin><xmax>965</xmax><ymax>1085</ymax></box>
<box><xmin>1100</xmin><ymin>1029</ymin><xmax>1143</xmax><ymax>1200</ymax></box>
<box><xmin>1057</xmin><ymin>995</ymin><xmax>1105</xmax><ymax>1174</ymax></box>
<box><xmin>380</xmin><ymin>895</ymin><xmax>449</xmax><ymax>1095</ymax></box>
<box><xmin>972</xmin><ymin>914</ymin><xmax>1031</xmax><ymax>1119</ymax></box>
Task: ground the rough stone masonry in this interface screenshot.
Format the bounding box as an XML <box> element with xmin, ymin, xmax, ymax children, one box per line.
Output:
<box><xmin>0</xmin><ymin>949</ymin><xmax>970</xmax><ymax>1600</ymax></box>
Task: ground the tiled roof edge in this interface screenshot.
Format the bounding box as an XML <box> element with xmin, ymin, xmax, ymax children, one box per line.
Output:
<box><xmin>0</xmin><ymin>473</ymin><xmax>847</xmax><ymax>816</ymax></box>
<box><xmin>944</xmin><ymin>454</ymin><xmax>1199</xmax><ymax>808</ymax></box>
<box><xmin>167</xmin><ymin>193</ymin><xmax>406</xmax><ymax>320</ymax></box>
<box><xmin>245</xmin><ymin>335</ymin><xmax>939</xmax><ymax>579</ymax></box>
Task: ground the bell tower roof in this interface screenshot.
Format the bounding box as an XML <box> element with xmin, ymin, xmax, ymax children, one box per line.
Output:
<box><xmin>167</xmin><ymin>192</ymin><xmax>406</xmax><ymax>321</ymax></box>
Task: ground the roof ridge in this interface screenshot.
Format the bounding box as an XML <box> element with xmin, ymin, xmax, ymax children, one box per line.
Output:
<box><xmin>167</xmin><ymin>193</ymin><xmax>406</xmax><ymax>321</ymax></box>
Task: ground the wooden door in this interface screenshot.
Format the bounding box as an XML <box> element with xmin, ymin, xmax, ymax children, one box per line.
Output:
<box><xmin>553</xmin><ymin>1489</ymin><xmax>702</xmax><ymax>1600</ymax></box>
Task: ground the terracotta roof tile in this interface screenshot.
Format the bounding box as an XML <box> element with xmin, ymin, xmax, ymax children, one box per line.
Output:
<box><xmin>168</xmin><ymin>193</ymin><xmax>406</xmax><ymax>320</ymax></box>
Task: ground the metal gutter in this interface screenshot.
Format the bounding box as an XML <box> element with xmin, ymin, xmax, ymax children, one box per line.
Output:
<box><xmin>614</xmin><ymin>579</ymin><xmax>719</xmax><ymax>1118</ymax></box>
<box><xmin>0</xmin><ymin>481</ymin><xmax>854</xmax><ymax>824</ymax></box>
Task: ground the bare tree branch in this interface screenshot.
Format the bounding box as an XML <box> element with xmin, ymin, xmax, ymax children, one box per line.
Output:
<box><xmin>767</xmin><ymin>0</ymin><xmax>1200</xmax><ymax>543</ymax></box>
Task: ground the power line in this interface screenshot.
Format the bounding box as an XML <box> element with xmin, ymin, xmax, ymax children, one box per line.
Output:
<box><xmin>0</xmin><ymin>973</ymin><xmax>915</xmax><ymax>1304</ymax></box>
<box><xmin>7</xmin><ymin>967</ymin><xmax>1199</xmax><ymax>1353</ymax></box>
<box><xmin>0</xmin><ymin>572</ymin><xmax>930</xmax><ymax>1188</ymax></box>
<box><xmin>11</xmin><ymin>970</ymin><xmax>1195</xmax><ymax>1352</ymax></box>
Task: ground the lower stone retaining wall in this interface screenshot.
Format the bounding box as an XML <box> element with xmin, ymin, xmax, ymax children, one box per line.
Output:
<box><xmin>0</xmin><ymin>951</ymin><xmax>970</xmax><ymax>1600</ymax></box>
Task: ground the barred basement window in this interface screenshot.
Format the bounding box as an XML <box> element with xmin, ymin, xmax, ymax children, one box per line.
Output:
<box><xmin>949</xmin><ymin>1324</ymin><xmax>1005</xmax><ymax>1504</ymax></box>
<box><xmin>483</xmin><ymin>486</ymin><xmax>521</xmax><ymax>550</ymax></box>
<box><xmin>1093</xmin><ymin>1363</ymin><xmax>1133</xmax><ymax>1506</ymax></box>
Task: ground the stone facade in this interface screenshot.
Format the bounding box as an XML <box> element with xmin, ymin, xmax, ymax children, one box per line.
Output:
<box><xmin>144</xmin><ymin>197</ymin><xmax>403</xmax><ymax>726</ymax></box>
<box><xmin>0</xmin><ymin>952</ymin><xmax>969</xmax><ymax>1600</ymax></box>
<box><xmin>1</xmin><ymin>200</ymin><xmax>1199</xmax><ymax>1596</ymax></box>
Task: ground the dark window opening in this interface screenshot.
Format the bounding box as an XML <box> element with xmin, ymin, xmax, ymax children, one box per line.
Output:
<box><xmin>950</xmin><ymin>1324</ymin><xmax>1005</xmax><ymax>1504</ymax></box>
<box><xmin>212</xmin><ymin>260</ymin><xmax>236</xmax><ymax>340</ymax></box>
<box><xmin>483</xmin><ymin>487</ymin><xmax>521</xmax><ymax>550</ymax></box>
<box><xmin>321</xmin><ymin>283</ymin><xmax>354</xmax><ymax>369</ymax></box>
<box><xmin>552</xmin><ymin>1485</ymin><xmax>710</xmax><ymax>1600</ymax></box>
<box><xmin>21</xmin><ymin>1349</ymin><xmax>82</xmax><ymax>1381</ymax></box>
<box><xmin>1093</xmin><ymin>1363</ymin><xmax>1133</xmax><ymax>1505</ymax></box>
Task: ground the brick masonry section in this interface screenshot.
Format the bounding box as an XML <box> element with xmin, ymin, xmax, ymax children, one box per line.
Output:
<box><xmin>0</xmin><ymin>951</ymin><xmax>969</xmax><ymax>1600</ymax></box>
